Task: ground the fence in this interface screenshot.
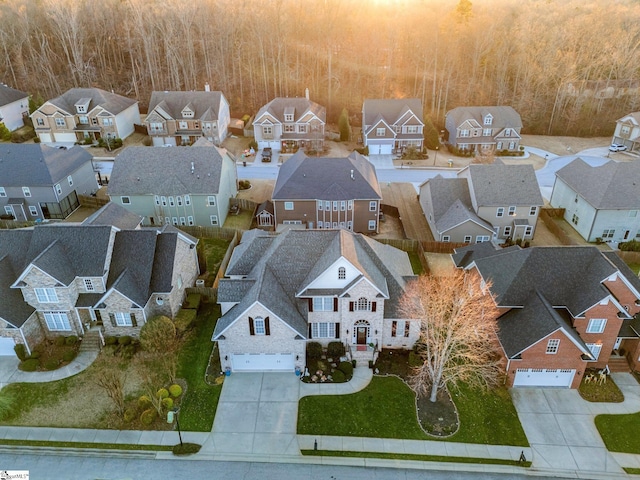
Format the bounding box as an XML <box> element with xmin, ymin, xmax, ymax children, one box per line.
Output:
<box><xmin>421</xmin><ymin>241</ymin><xmax>468</xmax><ymax>254</ymax></box>
<box><xmin>178</xmin><ymin>225</ymin><xmax>241</xmax><ymax>240</ymax></box>
<box><xmin>185</xmin><ymin>286</ymin><xmax>218</xmax><ymax>302</ymax></box>
<box><xmin>78</xmin><ymin>194</ymin><xmax>109</xmax><ymax>209</ymax></box>
<box><xmin>212</xmin><ymin>231</ymin><xmax>240</xmax><ymax>288</ymax></box>
<box><xmin>231</xmin><ymin>198</ymin><xmax>258</xmax><ymax>212</ymax></box>
<box><xmin>374</xmin><ymin>238</ymin><xmax>430</xmax><ymax>274</ymax></box>
<box><xmin>617</xmin><ymin>251</ymin><xmax>640</xmax><ymax>266</ymax></box>
<box><xmin>539</xmin><ymin>208</ymin><xmax>578</xmax><ymax>246</ymax></box>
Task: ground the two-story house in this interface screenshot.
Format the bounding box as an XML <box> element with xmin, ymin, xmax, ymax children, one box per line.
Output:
<box><xmin>0</xmin><ymin>83</ymin><xmax>29</xmax><ymax>131</ymax></box>
<box><xmin>611</xmin><ymin>112</ymin><xmax>640</xmax><ymax>153</ymax></box>
<box><xmin>550</xmin><ymin>158</ymin><xmax>640</xmax><ymax>243</ymax></box>
<box><xmin>453</xmin><ymin>242</ymin><xmax>640</xmax><ymax>388</ymax></box>
<box><xmin>253</xmin><ymin>95</ymin><xmax>326</xmax><ymax>152</ymax></box>
<box><xmin>445</xmin><ymin>106</ymin><xmax>522</xmax><ymax>154</ymax></box>
<box><xmin>361</xmin><ymin>98</ymin><xmax>424</xmax><ymax>154</ymax></box>
<box><xmin>108</xmin><ymin>144</ymin><xmax>238</xmax><ymax>227</ymax></box>
<box><xmin>31</xmin><ymin>88</ymin><xmax>140</xmax><ymax>144</ymax></box>
<box><xmin>145</xmin><ymin>86</ymin><xmax>230</xmax><ymax>146</ymax></box>
<box><xmin>419</xmin><ymin>161</ymin><xmax>543</xmax><ymax>243</ymax></box>
<box><xmin>271</xmin><ymin>151</ymin><xmax>382</xmax><ymax>233</ymax></box>
<box><xmin>212</xmin><ymin>228</ymin><xmax>418</xmax><ymax>372</ymax></box>
<box><xmin>0</xmin><ymin>144</ymin><xmax>98</xmax><ymax>221</ymax></box>
<box><xmin>0</xmin><ymin>203</ymin><xmax>199</xmax><ymax>356</ymax></box>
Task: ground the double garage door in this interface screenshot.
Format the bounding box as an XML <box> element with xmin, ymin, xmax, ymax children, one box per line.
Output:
<box><xmin>231</xmin><ymin>353</ymin><xmax>294</xmax><ymax>372</ymax></box>
<box><xmin>368</xmin><ymin>144</ymin><xmax>393</xmax><ymax>155</ymax></box>
<box><xmin>513</xmin><ymin>368</ymin><xmax>575</xmax><ymax>388</ymax></box>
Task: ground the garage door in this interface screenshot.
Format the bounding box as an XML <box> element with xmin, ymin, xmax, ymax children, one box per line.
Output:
<box><xmin>39</xmin><ymin>133</ymin><xmax>52</xmax><ymax>143</ymax></box>
<box><xmin>0</xmin><ymin>337</ymin><xmax>16</xmax><ymax>356</ymax></box>
<box><xmin>231</xmin><ymin>353</ymin><xmax>295</xmax><ymax>371</ymax></box>
<box><xmin>258</xmin><ymin>141</ymin><xmax>280</xmax><ymax>151</ymax></box>
<box><xmin>513</xmin><ymin>368</ymin><xmax>575</xmax><ymax>387</ymax></box>
<box><xmin>53</xmin><ymin>133</ymin><xmax>77</xmax><ymax>143</ymax></box>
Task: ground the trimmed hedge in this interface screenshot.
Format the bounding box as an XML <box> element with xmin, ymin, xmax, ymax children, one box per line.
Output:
<box><xmin>172</xmin><ymin>443</ymin><xmax>201</xmax><ymax>455</ymax></box>
<box><xmin>338</xmin><ymin>361</ymin><xmax>353</xmax><ymax>377</ymax></box>
<box><xmin>307</xmin><ymin>342</ymin><xmax>323</xmax><ymax>360</ymax></box>
<box><xmin>331</xmin><ymin>369</ymin><xmax>346</xmax><ymax>383</ymax></box>
<box><xmin>327</xmin><ymin>341</ymin><xmax>345</xmax><ymax>359</ymax></box>
<box><xmin>169</xmin><ymin>384</ymin><xmax>183</xmax><ymax>398</ymax></box>
<box><xmin>14</xmin><ymin>344</ymin><xmax>27</xmax><ymax>361</ymax></box>
<box><xmin>140</xmin><ymin>408</ymin><xmax>157</xmax><ymax>425</ymax></box>
<box><xmin>20</xmin><ymin>359</ymin><xmax>39</xmax><ymax>372</ymax></box>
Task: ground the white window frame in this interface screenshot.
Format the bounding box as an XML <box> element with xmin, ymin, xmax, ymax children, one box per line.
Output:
<box><xmin>114</xmin><ymin>312</ymin><xmax>132</xmax><ymax>326</ymax></box>
<box><xmin>207</xmin><ymin>196</ymin><xmax>216</xmax><ymax>206</ymax></box>
<box><xmin>67</xmin><ymin>175</ymin><xmax>73</xmax><ymax>186</ymax></box>
<box><xmin>442</xmin><ymin>235</ymin><xmax>450</xmax><ymax>242</ymax></box>
<box><xmin>546</xmin><ymin>339</ymin><xmax>560</xmax><ymax>354</ymax></box>
<box><xmin>0</xmin><ymin>187</ymin><xmax>5</xmax><ymax>197</ymax></box>
<box><xmin>313</xmin><ymin>297</ymin><xmax>333</xmax><ymax>311</ymax></box>
<box><xmin>587</xmin><ymin>318</ymin><xmax>607</xmax><ymax>334</ymax></box>
<box><xmin>602</xmin><ymin>229</ymin><xmax>615</xmax><ymax>239</ymax></box>
<box><xmin>177</xmin><ymin>196</ymin><xmax>183</xmax><ymax>206</ymax></box>
<box><xmin>529</xmin><ymin>206</ymin><xmax>538</xmax><ymax>216</ymax></box>
<box><xmin>355</xmin><ymin>297</ymin><xmax>371</xmax><ymax>311</ymax></box>
<box><xmin>121</xmin><ymin>196</ymin><xmax>131</xmax><ymax>205</ymax></box>
<box><xmin>482</xmin><ymin>128</ymin><xmax>492</xmax><ymax>136</ymax></box>
<box><xmin>179</xmin><ymin>217</ymin><xmax>186</xmax><ymax>225</ymax></box>
<box><xmin>161</xmin><ymin>196</ymin><xmax>167</xmax><ymax>206</ymax></box>
<box><xmin>55</xmin><ymin>117</ymin><xmax>66</xmax><ymax>128</ymax></box>
<box><xmin>587</xmin><ymin>343</ymin><xmax>602</xmax><ymax>361</ymax></box>
<box><xmin>210</xmin><ymin>215</ymin><xmax>219</xmax><ymax>225</ymax></box>
<box><xmin>524</xmin><ymin>226</ymin><xmax>533</xmax><ymax>237</ymax></box>
<box><xmin>284</xmin><ymin>201</ymin><xmax>294</xmax><ymax>210</ymax></box>
<box><xmin>463</xmin><ymin>235</ymin><xmax>472</xmax><ymax>243</ymax></box>
<box><xmin>311</xmin><ymin>322</ymin><xmax>336</xmax><ymax>338</ymax></box>
<box><xmin>169</xmin><ymin>196</ymin><xmax>175</xmax><ymax>207</ymax></box>
<box><xmin>459</xmin><ymin>129</ymin><xmax>469</xmax><ymax>137</ymax></box>
<box><xmin>340</xmin><ymin>201</ymin><xmax>346</xmax><ymax>211</ymax></box>
<box><xmin>44</xmin><ymin>312</ymin><xmax>71</xmax><ymax>331</ymax></box>
<box><xmin>496</xmin><ymin>207</ymin><xmax>504</xmax><ymax>217</ymax></box>
<box><xmin>35</xmin><ymin>288</ymin><xmax>58</xmax><ymax>303</ymax></box>
<box><xmin>254</xmin><ymin>317</ymin><xmax>266</xmax><ymax>335</ymax></box>
<box><xmin>318</xmin><ymin>201</ymin><xmax>323</xmax><ymax>211</ymax></box>
<box><xmin>503</xmin><ymin>226</ymin><xmax>512</xmax><ymax>237</ymax></box>
<box><xmin>262</xmin><ymin>126</ymin><xmax>272</xmax><ymax>135</ymax></box>
<box><xmin>84</xmin><ymin>279</ymin><xmax>94</xmax><ymax>291</ymax></box>
<box><xmin>476</xmin><ymin>235</ymin><xmax>490</xmax><ymax>243</ymax></box>
<box><xmin>187</xmin><ymin>216</ymin><xmax>194</xmax><ymax>226</ymax></box>
<box><xmin>369</xmin><ymin>201</ymin><xmax>377</xmax><ymax>211</ymax></box>
<box><xmin>484</xmin><ymin>115</ymin><xmax>492</xmax><ymax>125</ymax></box>
<box><xmin>22</xmin><ymin>187</ymin><xmax>31</xmax><ymax>197</ymax></box>
<box><xmin>368</xmin><ymin>220</ymin><xmax>376</xmax><ymax>231</ymax></box>
<box><xmin>172</xmin><ymin>217</ymin><xmax>178</xmax><ymax>225</ymax></box>
<box><xmin>508</xmin><ymin>206</ymin><xmax>516</xmax><ymax>216</ymax></box>
<box><xmin>348</xmin><ymin>200</ymin><xmax>353</xmax><ymax>210</ymax></box>
<box><xmin>29</xmin><ymin>206</ymin><xmax>38</xmax><ymax>216</ymax></box>
<box><xmin>376</xmin><ymin>127</ymin><xmax>385</xmax><ymax>136</ymax></box>
<box><xmin>338</xmin><ymin>267</ymin><xmax>346</xmax><ymax>280</ymax></box>
<box><xmin>154</xmin><ymin>195</ymin><xmax>160</xmax><ymax>206</ymax></box>
<box><xmin>102</xmin><ymin>118</ymin><xmax>113</xmax><ymax>126</ymax></box>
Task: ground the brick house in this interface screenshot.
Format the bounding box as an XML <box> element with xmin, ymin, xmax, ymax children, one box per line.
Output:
<box><xmin>453</xmin><ymin>243</ymin><xmax>640</xmax><ymax>388</ymax></box>
<box><xmin>0</xmin><ymin>203</ymin><xmax>198</xmax><ymax>356</ymax></box>
<box><xmin>212</xmin><ymin>228</ymin><xmax>418</xmax><ymax>372</ymax></box>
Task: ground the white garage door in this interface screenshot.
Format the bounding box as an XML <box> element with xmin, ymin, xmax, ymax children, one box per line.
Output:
<box><xmin>368</xmin><ymin>144</ymin><xmax>393</xmax><ymax>155</ymax></box>
<box><xmin>258</xmin><ymin>141</ymin><xmax>280</xmax><ymax>151</ymax></box>
<box><xmin>231</xmin><ymin>353</ymin><xmax>295</xmax><ymax>372</ymax></box>
<box><xmin>53</xmin><ymin>133</ymin><xmax>77</xmax><ymax>143</ymax></box>
<box><xmin>513</xmin><ymin>368</ymin><xmax>575</xmax><ymax>387</ymax></box>
<box><xmin>39</xmin><ymin>133</ymin><xmax>52</xmax><ymax>143</ymax></box>
<box><xmin>0</xmin><ymin>337</ymin><xmax>16</xmax><ymax>356</ymax></box>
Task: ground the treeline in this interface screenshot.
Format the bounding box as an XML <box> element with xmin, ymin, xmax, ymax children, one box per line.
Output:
<box><xmin>1</xmin><ymin>0</ymin><xmax>639</xmax><ymax>136</ymax></box>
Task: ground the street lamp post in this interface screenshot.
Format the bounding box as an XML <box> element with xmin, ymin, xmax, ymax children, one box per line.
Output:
<box><xmin>167</xmin><ymin>407</ymin><xmax>183</xmax><ymax>446</ymax></box>
<box><xmin>433</xmin><ymin>146</ymin><xmax>439</xmax><ymax>166</ymax></box>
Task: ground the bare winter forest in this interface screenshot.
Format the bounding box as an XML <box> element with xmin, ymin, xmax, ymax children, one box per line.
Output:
<box><xmin>1</xmin><ymin>0</ymin><xmax>638</xmax><ymax>135</ymax></box>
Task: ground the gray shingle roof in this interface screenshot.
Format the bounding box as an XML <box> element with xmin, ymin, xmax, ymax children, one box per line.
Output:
<box><xmin>47</xmin><ymin>88</ymin><xmax>136</xmax><ymax>115</ymax></box>
<box><xmin>602</xmin><ymin>251</ymin><xmax>640</xmax><ymax>296</ymax></box>
<box><xmin>255</xmin><ymin>97</ymin><xmax>326</xmax><ymax>123</ymax></box>
<box><xmin>362</xmin><ymin>99</ymin><xmax>423</xmax><ymax>127</ymax></box>
<box><xmin>272</xmin><ymin>152</ymin><xmax>381</xmax><ymax>201</ymax></box>
<box><xmin>0</xmin><ymin>84</ymin><xmax>28</xmax><ymax>108</ymax></box>
<box><xmin>0</xmin><ymin>144</ymin><xmax>93</xmax><ymax>186</ymax></box>
<box><xmin>555</xmin><ymin>158</ymin><xmax>640</xmax><ymax>209</ymax></box>
<box><xmin>446</xmin><ymin>106</ymin><xmax>522</xmax><ymax>129</ymax></box>
<box><xmin>463</xmin><ymin>163</ymin><xmax>543</xmax><ymax>207</ymax></box>
<box><xmin>0</xmin><ymin>255</ymin><xmax>35</xmax><ymax>328</ymax></box>
<box><xmin>82</xmin><ymin>203</ymin><xmax>142</xmax><ymax>230</ymax></box>
<box><xmin>148</xmin><ymin>91</ymin><xmax>226</xmax><ymax>121</ymax></box>
<box><xmin>108</xmin><ymin>146</ymin><xmax>231</xmax><ymax>196</ymax></box>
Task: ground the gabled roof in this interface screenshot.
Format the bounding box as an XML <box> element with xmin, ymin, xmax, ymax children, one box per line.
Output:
<box><xmin>0</xmin><ymin>144</ymin><xmax>93</xmax><ymax>187</ymax></box>
<box><xmin>555</xmin><ymin>158</ymin><xmax>640</xmax><ymax>210</ymax></box>
<box><xmin>213</xmin><ymin>229</ymin><xmax>415</xmax><ymax>339</ymax></box>
<box><xmin>602</xmin><ymin>251</ymin><xmax>640</xmax><ymax>296</ymax></box>
<box><xmin>272</xmin><ymin>151</ymin><xmax>381</xmax><ymax>201</ymax></box>
<box><xmin>148</xmin><ymin>91</ymin><xmax>227</xmax><ymax>121</ymax></box>
<box><xmin>82</xmin><ymin>202</ymin><xmax>142</xmax><ymax>230</ymax></box>
<box><xmin>362</xmin><ymin>99</ymin><xmax>424</xmax><ymax>127</ymax></box>
<box><xmin>45</xmin><ymin>88</ymin><xmax>136</xmax><ymax>115</ymax></box>
<box><xmin>0</xmin><ymin>254</ymin><xmax>35</xmax><ymax>328</ymax></box>
<box><xmin>446</xmin><ymin>106</ymin><xmax>522</xmax><ymax>129</ymax></box>
<box><xmin>108</xmin><ymin>146</ymin><xmax>233</xmax><ymax>196</ymax></box>
<box><xmin>254</xmin><ymin>97</ymin><xmax>326</xmax><ymax>124</ymax></box>
<box><xmin>461</xmin><ymin>163</ymin><xmax>543</xmax><ymax>207</ymax></box>
<box><xmin>0</xmin><ymin>84</ymin><xmax>28</xmax><ymax>108</ymax></box>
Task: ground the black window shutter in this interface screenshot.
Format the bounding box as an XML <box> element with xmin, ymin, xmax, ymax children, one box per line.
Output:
<box><xmin>109</xmin><ymin>313</ymin><xmax>116</xmax><ymax>327</ymax></box>
<box><xmin>349</xmin><ymin>302</ymin><xmax>354</xmax><ymax>312</ymax></box>
<box><xmin>265</xmin><ymin>317</ymin><xmax>270</xmax><ymax>336</ymax></box>
<box><xmin>308</xmin><ymin>323</ymin><xmax>312</xmax><ymax>339</ymax></box>
<box><xmin>131</xmin><ymin>314</ymin><xmax>137</xmax><ymax>327</ymax></box>
<box><xmin>335</xmin><ymin>323</ymin><xmax>340</xmax><ymax>339</ymax></box>
<box><xmin>333</xmin><ymin>298</ymin><xmax>338</xmax><ymax>311</ymax></box>
<box><xmin>308</xmin><ymin>298</ymin><xmax>313</xmax><ymax>312</ymax></box>
<box><xmin>372</xmin><ymin>302</ymin><xmax>377</xmax><ymax>312</ymax></box>
<box><xmin>249</xmin><ymin>317</ymin><xmax>255</xmax><ymax>335</ymax></box>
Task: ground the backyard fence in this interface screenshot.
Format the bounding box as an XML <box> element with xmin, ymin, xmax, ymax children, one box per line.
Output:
<box><xmin>0</xmin><ymin>220</ymin><xmax>37</xmax><ymax>229</ymax></box>
<box><xmin>78</xmin><ymin>194</ymin><xmax>109</xmax><ymax>209</ymax></box>
<box><xmin>178</xmin><ymin>225</ymin><xmax>242</xmax><ymax>240</ymax></box>
<box><xmin>185</xmin><ymin>286</ymin><xmax>218</xmax><ymax>302</ymax></box>
<box><xmin>212</xmin><ymin>231</ymin><xmax>241</xmax><ymax>288</ymax></box>
<box><xmin>231</xmin><ymin>197</ymin><xmax>258</xmax><ymax>212</ymax></box>
<box><xmin>617</xmin><ymin>251</ymin><xmax>640</xmax><ymax>266</ymax></box>
<box><xmin>421</xmin><ymin>241</ymin><xmax>468</xmax><ymax>254</ymax></box>
<box><xmin>539</xmin><ymin>208</ymin><xmax>578</xmax><ymax>246</ymax></box>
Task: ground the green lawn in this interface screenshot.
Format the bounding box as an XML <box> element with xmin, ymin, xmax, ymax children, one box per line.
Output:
<box><xmin>407</xmin><ymin>252</ymin><xmax>424</xmax><ymax>275</ymax></box>
<box><xmin>177</xmin><ymin>302</ymin><xmax>222</xmax><ymax>431</ymax></box>
<box><xmin>627</xmin><ymin>263</ymin><xmax>640</xmax><ymax>275</ymax></box>
<box><xmin>222</xmin><ymin>210</ymin><xmax>253</xmax><ymax>230</ymax></box>
<box><xmin>200</xmin><ymin>238</ymin><xmax>232</xmax><ymax>286</ymax></box>
<box><xmin>595</xmin><ymin>412</ymin><xmax>640</xmax><ymax>453</ymax></box>
<box><xmin>298</xmin><ymin>376</ymin><xmax>528</xmax><ymax>446</ymax></box>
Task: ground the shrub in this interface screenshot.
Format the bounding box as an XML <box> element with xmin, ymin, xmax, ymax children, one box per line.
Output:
<box><xmin>29</xmin><ymin>350</ymin><xmax>41</xmax><ymax>360</ymax></box>
<box><xmin>338</xmin><ymin>361</ymin><xmax>353</xmax><ymax>377</ymax></box>
<box><xmin>169</xmin><ymin>384</ymin><xmax>183</xmax><ymax>398</ymax></box>
<box><xmin>248</xmin><ymin>139</ymin><xmax>258</xmax><ymax>150</ymax></box>
<box><xmin>10</xmin><ymin>127</ymin><xmax>35</xmax><ymax>143</ymax></box>
<box><xmin>33</xmin><ymin>137</ymin><xmax>41</xmax><ymax>143</ymax></box>
<box><xmin>44</xmin><ymin>359</ymin><xmax>59</xmax><ymax>370</ymax></box>
<box><xmin>138</xmin><ymin>395</ymin><xmax>152</xmax><ymax>410</ymax></box>
<box><xmin>62</xmin><ymin>350</ymin><xmax>77</xmax><ymax>362</ymax></box>
<box><xmin>123</xmin><ymin>408</ymin><xmax>137</xmax><ymax>423</ymax></box>
<box><xmin>306</xmin><ymin>342</ymin><xmax>323</xmax><ymax>360</ymax></box>
<box><xmin>65</xmin><ymin>335</ymin><xmax>78</xmax><ymax>346</ymax></box>
<box><xmin>327</xmin><ymin>341</ymin><xmax>345</xmax><ymax>359</ymax></box>
<box><xmin>355</xmin><ymin>146</ymin><xmax>369</xmax><ymax>155</ymax></box>
<box><xmin>20</xmin><ymin>358</ymin><xmax>39</xmax><ymax>372</ymax></box>
<box><xmin>620</xmin><ymin>240</ymin><xmax>640</xmax><ymax>252</ymax></box>
<box><xmin>14</xmin><ymin>344</ymin><xmax>27</xmax><ymax>361</ymax></box>
<box><xmin>0</xmin><ymin>123</ymin><xmax>11</xmax><ymax>141</ymax></box>
<box><xmin>140</xmin><ymin>408</ymin><xmax>157</xmax><ymax>425</ymax></box>
<box><xmin>172</xmin><ymin>443</ymin><xmax>201</xmax><ymax>456</ymax></box>
<box><xmin>162</xmin><ymin>397</ymin><xmax>174</xmax><ymax>410</ymax></box>
<box><xmin>117</xmin><ymin>336</ymin><xmax>132</xmax><ymax>346</ymax></box>
<box><xmin>54</xmin><ymin>336</ymin><xmax>66</xmax><ymax>347</ymax></box>
<box><xmin>105</xmin><ymin>336</ymin><xmax>118</xmax><ymax>346</ymax></box>
<box><xmin>140</xmin><ymin>315</ymin><xmax>176</xmax><ymax>353</ymax></box>
<box><xmin>174</xmin><ymin>309</ymin><xmax>197</xmax><ymax>334</ymax></box>
<box><xmin>120</xmin><ymin>344</ymin><xmax>136</xmax><ymax>359</ymax></box>
<box><xmin>157</xmin><ymin>388</ymin><xmax>169</xmax><ymax>399</ymax></box>
<box><xmin>331</xmin><ymin>369</ymin><xmax>346</xmax><ymax>383</ymax></box>
<box><xmin>408</xmin><ymin>351</ymin><xmax>422</xmax><ymax>367</ymax></box>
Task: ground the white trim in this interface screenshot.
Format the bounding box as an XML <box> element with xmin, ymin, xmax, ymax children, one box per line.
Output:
<box><xmin>212</xmin><ymin>301</ymin><xmax>305</xmax><ymax>339</ymax></box>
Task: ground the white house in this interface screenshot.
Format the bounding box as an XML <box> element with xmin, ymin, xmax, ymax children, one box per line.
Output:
<box><xmin>0</xmin><ymin>84</ymin><xmax>29</xmax><ymax>131</ymax></box>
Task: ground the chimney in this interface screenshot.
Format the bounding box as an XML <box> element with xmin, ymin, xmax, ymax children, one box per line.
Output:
<box><xmin>350</xmin><ymin>169</ymin><xmax>354</xmax><ymax>180</ymax></box>
<box><xmin>204</xmin><ymin>82</ymin><xmax>210</xmax><ymax>92</ymax></box>
<box><xmin>191</xmin><ymin>162</ymin><xmax>195</xmax><ymax>174</ymax></box>
<box><xmin>305</xmin><ymin>88</ymin><xmax>309</xmax><ymax>100</ymax></box>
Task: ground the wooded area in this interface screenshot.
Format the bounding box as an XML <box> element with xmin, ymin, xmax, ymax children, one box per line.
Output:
<box><xmin>1</xmin><ymin>0</ymin><xmax>638</xmax><ymax>135</ymax></box>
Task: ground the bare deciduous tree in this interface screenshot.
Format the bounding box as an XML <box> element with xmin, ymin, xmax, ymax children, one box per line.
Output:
<box><xmin>399</xmin><ymin>271</ymin><xmax>502</xmax><ymax>403</ymax></box>
<box><xmin>94</xmin><ymin>365</ymin><xmax>126</xmax><ymax>416</ymax></box>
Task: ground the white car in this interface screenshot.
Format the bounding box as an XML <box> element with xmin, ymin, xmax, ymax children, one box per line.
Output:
<box><xmin>609</xmin><ymin>143</ymin><xmax>627</xmax><ymax>152</ymax></box>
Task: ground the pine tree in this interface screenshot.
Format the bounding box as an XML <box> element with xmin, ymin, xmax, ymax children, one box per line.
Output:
<box><xmin>338</xmin><ymin>108</ymin><xmax>351</xmax><ymax>142</ymax></box>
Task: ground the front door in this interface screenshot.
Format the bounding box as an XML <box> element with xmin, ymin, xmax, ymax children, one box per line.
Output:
<box><xmin>613</xmin><ymin>337</ymin><xmax>623</xmax><ymax>351</ymax></box>
<box><xmin>356</xmin><ymin>327</ymin><xmax>367</xmax><ymax>344</ymax></box>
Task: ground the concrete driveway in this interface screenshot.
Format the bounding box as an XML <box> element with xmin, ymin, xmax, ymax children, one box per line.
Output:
<box><xmin>207</xmin><ymin>372</ymin><xmax>301</xmax><ymax>456</ymax></box>
<box><xmin>511</xmin><ymin>373</ymin><xmax>640</xmax><ymax>475</ymax></box>
<box><xmin>0</xmin><ymin>356</ymin><xmax>19</xmax><ymax>388</ymax></box>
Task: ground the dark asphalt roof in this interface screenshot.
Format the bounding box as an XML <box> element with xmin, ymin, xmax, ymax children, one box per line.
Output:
<box><xmin>463</xmin><ymin>163</ymin><xmax>543</xmax><ymax>207</ymax></box>
<box><xmin>446</xmin><ymin>106</ymin><xmax>523</xmax><ymax>129</ymax></box>
<box><xmin>148</xmin><ymin>91</ymin><xmax>226</xmax><ymax>121</ymax></box>
<box><xmin>362</xmin><ymin>99</ymin><xmax>424</xmax><ymax>129</ymax></box>
<box><xmin>255</xmin><ymin>97</ymin><xmax>326</xmax><ymax>123</ymax></box>
<box><xmin>82</xmin><ymin>203</ymin><xmax>142</xmax><ymax>230</ymax></box>
<box><xmin>0</xmin><ymin>84</ymin><xmax>28</xmax><ymax>107</ymax></box>
<box><xmin>47</xmin><ymin>88</ymin><xmax>137</xmax><ymax>115</ymax></box>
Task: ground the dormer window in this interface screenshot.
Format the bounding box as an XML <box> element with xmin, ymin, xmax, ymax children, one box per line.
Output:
<box><xmin>484</xmin><ymin>115</ymin><xmax>493</xmax><ymax>125</ymax></box>
<box><xmin>182</xmin><ymin>111</ymin><xmax>194</xmax><ymax>118</ymax></box>
<box><xmin>284</xmin><ymin>114</ymin><xmax>294</xmax><ymax>122</ymax></box>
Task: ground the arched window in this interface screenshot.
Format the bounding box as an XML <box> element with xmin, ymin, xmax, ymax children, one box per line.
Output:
<box><xmin>338</xmin><ymin>267</ymin><xmax>346</xmax><ymax>280</ymax></box>
<box><xmin>356</xmin><ymin>297</ymin><xmax>370</xmax><ymax>311</ymax></box>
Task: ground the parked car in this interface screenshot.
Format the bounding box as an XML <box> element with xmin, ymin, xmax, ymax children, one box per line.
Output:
<box><xmin>609</xmin><ymin>143</ymin><xmax>628</xmax><ymax>152</ymax></box>
<box><xmin>261</xmin><ymin>147</ymin><xmax>272</xmax><ymax>162</ymax></box>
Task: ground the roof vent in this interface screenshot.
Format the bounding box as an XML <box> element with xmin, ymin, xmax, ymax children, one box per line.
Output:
<box><xmin>191</xmin><ymin>162</ymin><xmax>194</xmax><ymax>174</ymax></box>
<box><xmin>350</xmin><ymin>169</ymin><xmax>354</xmax><ymax>180</ymax></box>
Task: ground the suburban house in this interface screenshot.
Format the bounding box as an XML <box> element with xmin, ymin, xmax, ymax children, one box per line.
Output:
<box><xmin>145</xmin><ymin>86</ymin><xmax>231</xmax><ymax>146</ymax></box>
<box><xmin>0</xmin><ymin>203</ymin><xmax>198</xmax><ymax>356</ymax></box>
<box><xmin>0</xmin><ymin>83</ymin><xmax>29</xmax><ymax>131</ymax></box>
<box><xmin>212</xmin><ymin>228</ymin><xmax>418</xmax><ymax>372</ymax></box>
<box><xmin>0</xmin><ymin>144</ymin><xmax>98</xmax><ymax>221</ymax></box>
<box><xmin>611</xmin><ymin>112</ymin><xmax>640</xmax><ymax>153</ymax></box>
<box><xmin>444</xmin><ymin>106</ymin><xmax>522</xmax><ymax>154</ymax></box>
<box><xmin>271</xmin><ymin>151</ymin><xmax>382</xmax><ymax>233</ymax></box>
<box><xmin>31</xmin><ymin>87</ymin><xmax>140</xmax><ymax>144</ymax></box>
<box><xmin>550</xmin><ymin>158</ymin><xmax>640</xmax><ymax>243</ymax></box>
<box><xmin>453</xmin><ymin>242</ymin><xmax>640</xmax><ymax>388</ymax></box>
<box><xmin>419</xmin><ymin>162</ymin><xmax>543</xmax><ymax>243</ymax></box>
<box><xmin>361</xmin><ymin>98</ymin><xmax>424</xmax><ymax>154</ymax></box>
<box><xmin>253</xmin><ymin>95</ymin><xmax>326</xmax><ymax>152</ymax></box>
<box><xmin>108</xmin><ymin>144</ymin><xmax>238</xmax><ymax>227</ymax></box>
